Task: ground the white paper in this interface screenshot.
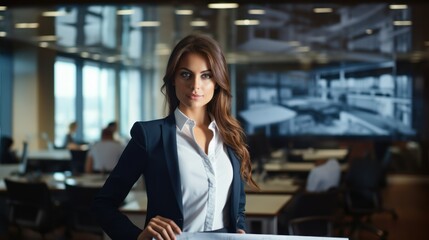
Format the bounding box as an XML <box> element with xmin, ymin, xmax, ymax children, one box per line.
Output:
<box><xmin>175</xmin><ymin>232</ymin><xmax>348</xmax><ymax>240</ymax></box>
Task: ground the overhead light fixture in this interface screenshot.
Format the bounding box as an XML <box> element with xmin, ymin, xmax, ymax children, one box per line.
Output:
<box><xmin>248</xmin><ymin>9</ymin><xmax>265</xmax><ymax>15</ymax></box>
<box><xmin>35</xmin><ymin>35</ymin><xmax>58</xmax><ymax>41</ymax></box>
<box><xmin>296</xmin><ymin>46</ymin><xmax>310</xmax><ymax>52</ymax></box>
<box><xmin>366</xmin><ymin>29</ymin><xmax>373</xmax><ymax>34</ymax></box>
<box><xmin>0</xmin><ymin>6</ymin><xmax>7</xmax><ymax>11</ymax></box>
<box><xmin>39</xmin><ymin>42</ymin><xmax>49</xmax><ymax>48</ymax></box>
<box><xmin>42</xmin><ymin>11</ymin><xmax>67</xmax><ymax>17</ymax></box>
<box><xmin>135</xmin><ymin>21</ymin><xmax>160</xmax><ymax>27</ymax></box>
<box><xmin>190</xmin><ymin>20</ymin><xmax>208</xmax><ymax>27</ymax></box>
<box><xmin>175</xmin><ymin>9</ymin><xmax>193</xmax><ymax>15</ymax></box>
<box><xmin>389</xmin><ymin>4</ymin><xmax>408</xmax><ymax>10</ymax></box>
<box><xmin>15</xmin><ymin>23</ymin><xmax>39</xmax><ymax>29</ymax></box>
<box><xmin>313</xmin><ymin>8</ymin><xmax>333</xmax><ymax>13</ymax></box>
<box><xmin>208</xmin><ymin>3</ymin><xmax>239</xmax><ymax>9</ymax></box>
<box><xmin>80</xmin><ymin>52</ymin><xmax>90</xmax><ymax>58</ymax></box>
<box><xmin>287</xmin><ymin>41</ymin><xmax>301</xmax><ymax>47</ymax></box>
<box><xmin>393</xmin><ymin>20</ymin><xmax>412</xmax><ymax>26</ymax></box>
<box><xmin>66</xmin><ymin>47</ymin><xmax>78</xmax><ymax>53</ymax></box>
<box><xmin>117</xmin><ymin>9</ymin><xmax>134</xmax><ymax>15</ymax></box>
<box><xmin>0</xmin><ymin>31</ymin><xmax>6</xmax><ymax>37</ymax></box>
<box><xmin>92</xmin><ymin>54</ymin><xmax>101</xmax><ymax>60</ymax></box>
<box><xmin>234</xmin><ymin>19</ymin><xmax>260</xmax><ymax>26</ymax></box>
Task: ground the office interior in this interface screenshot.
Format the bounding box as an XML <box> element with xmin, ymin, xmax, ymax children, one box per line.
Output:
<box><xmin>1</xmin><ymin>0</ymin><xmax>429</xmax><ymax>239</ymax></box>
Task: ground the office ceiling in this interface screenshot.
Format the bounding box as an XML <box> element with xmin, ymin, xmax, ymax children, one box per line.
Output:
<box><xmin>1</xmin><ymin>2</ymin><xmax>428</xmax><ymax>67</ymax></box>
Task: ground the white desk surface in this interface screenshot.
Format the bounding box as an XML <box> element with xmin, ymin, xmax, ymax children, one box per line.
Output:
<box><xmin>290</xmin><ymin>148</ymin><xmax>348</xmax><ymax>161</ymax></box>
<box><xmin>120</xmin><ymin>191</ymin><xmax>292</xmax><ymax>217</ymax></box>
<box><xmin>177</xmin><ymin>232</ymin><xmax>347</xmax><ymax>240</ymax></box>
<box><xmin>0</xmin><ymin>173</ymin><xmax>109</xmax><ymax>192</ymax></box>
<box><xmin>27</xmin><ymin>149</ymin><xmax>71</xmax><ymax>161</ymax></box>
<box><xmin>264</xmin><ymin>162</ymin><xmax>348</xmax><ymax>173</ymax></box>
<box><xmin>245</xmin><ymin>194</ymin><xmax>292</xmax><ymax>217</ymax></box>
<box><xmin>245</xmin><ymin>178</ymin><xmax>300</xmax><ymax>194</ymax></box>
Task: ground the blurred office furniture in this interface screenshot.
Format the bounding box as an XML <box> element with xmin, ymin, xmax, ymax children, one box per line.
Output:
<box><xmin>247</xmin><ymin>130</ymin><xmax>272</xmax><ymax>176</ymax></box>
<box><xmin>343</xmin><ymin>156</ymin><xmax>397</xmax><ymax>240</ymax></box>
<box><xmin>70</xmin><ymin>149</ymin><xmax>88</xmax><ymax>175</ymax></box>
<box><xmin>283</xmin><ymin>189</ymin><xmax>341</xmax><ymax>236</ymax></box>
<box><xmin>17</xmin><ymin>141</ymin><xmax>28</xmax><ymax>175</ymax></box>
<box><xmin>4</xmin><ymin>178</ymin><xmax>65</xmax><ymax>239</ymax></box>
<box><xmin>64</xmin><ymin>183</ymin><xmax>103</xmax><ymax>238</ymax></box>
<box><xmin>288</xmin><ymin>215</ymin><xmax>335</xmax><ymax>237</ymax></box>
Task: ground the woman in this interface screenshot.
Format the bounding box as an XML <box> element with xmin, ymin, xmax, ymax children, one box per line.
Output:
<box><xmin>92</xmin><ymin>34</ymin><xmax>258</xmax><ymax>240</ymax></box>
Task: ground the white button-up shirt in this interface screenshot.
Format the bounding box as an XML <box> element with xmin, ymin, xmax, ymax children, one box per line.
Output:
<box><xmin>174</xmin><ymin>108</ymin><xmax>233</xmax><ymax>232</ymax></box>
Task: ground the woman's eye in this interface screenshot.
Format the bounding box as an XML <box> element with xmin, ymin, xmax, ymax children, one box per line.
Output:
<box><xmin>180</xmin><ymin>72</ymin><xmax>191</xmax><ymax>79</ymax></box>
<box><xmin>201</xmin><ymin>73</ymin><xmax>212</xmax><ymax>79</ymax></box>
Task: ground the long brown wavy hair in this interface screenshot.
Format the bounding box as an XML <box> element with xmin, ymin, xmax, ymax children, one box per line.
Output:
<box><xmin>161</xmin><ymin>34</ymin><xmax>258</xmax><ymax>189</ymax></box>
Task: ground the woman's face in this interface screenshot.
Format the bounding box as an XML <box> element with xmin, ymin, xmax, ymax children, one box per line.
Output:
<box><xmin>174</xmin><ymin>52</ymin><xmax>216</xmax><ymax>113</ymax></box>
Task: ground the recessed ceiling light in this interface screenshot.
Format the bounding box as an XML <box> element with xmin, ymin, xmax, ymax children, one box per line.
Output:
<box><xmin>42</xmin><ymin>11</ymin><xmax>68</xmax><ymax>17</ymax></box>
<box><xmin>92</xmin><ymin>54</ymin><xmax>101</xmax><ymax>60</ymax></box>
<box><xmin>66</xmin><ymin>47</ymin><xmax>78</xmax><ymax>53</ymax></box>
<box><xmin>389</xmin><ymin>5</ymin><xmax>408</xmax><ymax>10</ymax></box>
<box><xmin>296</xmin><ymin>46</ymin><xmax>310</xmax><ymax>52</ymax></box>
<box><xmin>0</xmin><ymin>6</ymin><xmax>7</xmax><ymax>11</ymax></box>
<box><xmin>248</xmin><ymin>9</ymin><xmax>265</xmax><ymax>15</ymax></box>
<box><xmin>313</xmin><ymin>8</ymin><xmax>333</xmax><ymax>13</ymax></box>
<box><xmin>393</xmin><ymin>20</ymin><xmax>412</xmax><ymax>26</ymax></box>
<box><xmin>135</xmin><ymin>21</ymin><xmax>160</xmax><ymax>27</ymax></box>
<box><xmin>175</xmin><ymin>9</ymin><xmax>193</xmax><ymax>15</ymax></box>
<box><xmin>208</xmin><ymin>3</ymin><xmax>239</xmax><ymax>9</ymax></box>
<box><xmin>0</xmin><ymin>31</ymin><xmax>6</xmax><ymax>37</ymax></box>
<box><xmin>39</xmin><ymin>42</ymin><xmax>49</xmax><ymax>48</ymax></box>
<box><xmin>36</xmin><ymin>35</ymin><xmax>58</xmax><ymax>41</ymax></box>
<box><xmin>15</xmin><ymin>23</ymin><xmax>39</xmax><ymax>29</ymax></box>
<box><xmin>80</xmin><ymin>52</ymin><xmax>90</xmax><ymax>58</ymax></box>
<box><xmin>366</xmin><ymin>29</ymin><xmax>373</xmax><ymax>34</ymax></box>
<box><xmin>234</xmin><ymin>19</ymin><xmax>260</xmax><ymax>26</ymax></box>
<box><xmin>117</xmin><ymin>9</ymin><xmax>134</xmax><ymax>15</ymax></box>
<box><xmin>190</xmin><ymin>20</ymin><xmax>208</xmax><ymax>27</ymax></box>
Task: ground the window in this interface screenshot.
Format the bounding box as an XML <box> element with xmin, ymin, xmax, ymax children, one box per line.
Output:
<box><xmin>54</xmin><ymin>57</ymin><xmax>77</xmax><ymax>147</ymax></box>
<box><xmin>120</xmin><ymin>69</ymin><xmax>142</xmax><ymax>139</ymax></box>
<box><xmin>82</xmin><ymin>62</ymin><xmax>116</xmax><ymax>142</ymax></box>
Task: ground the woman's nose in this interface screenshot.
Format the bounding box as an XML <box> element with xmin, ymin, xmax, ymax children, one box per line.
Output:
<box><xmin>191</xmin><ymin>77</ymin><xmax>201</xmax><ymax>90</ymax></box>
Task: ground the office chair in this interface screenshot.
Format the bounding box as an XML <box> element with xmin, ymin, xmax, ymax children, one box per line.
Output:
<box><xmin>283</xmin><ymin>188</ymin><xmax>342</xmax><ymax>236</ymax></box>
<box><xmin>70</xmin><ymin>149</ymin><xmax>88</xmax><ymax>175</ymax></box>
<box><xmin>343</xmin><ymin>156</ymin><xmax>397</xmax><ymax>240</ymax></box>
<box><xmin>288</xmin><ymin>215</ymin><xmax>335</xmax><ymax>237</ymax></box>
<box><xmin>64</xmin><ymin>183</ymin><xmax>103</xmax><ymax>238</ymax></box>
<box><xmin>4</xmin><ymin>178</ymin><xmax>65</xmax><ymax>239</ymax></box>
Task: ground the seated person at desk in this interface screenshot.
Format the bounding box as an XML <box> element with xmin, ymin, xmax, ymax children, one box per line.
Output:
<box><xmin>306</xmin><ymin>158</ymin><xmax>341</xmax><ymax>192</ymax></box>
<box><xmin>64</xmin><ymin>121</ymin><xmax>87</xmax><ymax>150</ymax></box>
<box><xmin>85</xmin><ymin>128</ymin><xmax>125</xmax><ymax>173</ymax></box>
<box><xmin>0</xmin><ymin>136</ymin><xmax>19</xmax><ymax>164</ymax></box>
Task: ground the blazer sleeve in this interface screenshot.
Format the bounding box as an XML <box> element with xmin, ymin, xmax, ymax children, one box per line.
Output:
<box><xmin>236</xmin><ymin>178</ymin><xmax>247</xmax><ymax>231</ymax></box>
<box><xmin>92</xmin><ymin>122</ymin><xmax>147</xmax><ymax>240</ymax></box>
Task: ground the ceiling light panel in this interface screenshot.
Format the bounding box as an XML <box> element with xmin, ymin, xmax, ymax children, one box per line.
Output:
<box><xmin>208</xmin><ymin>3</ymin><xmax>239</xmax><ymax>9</ymax></box>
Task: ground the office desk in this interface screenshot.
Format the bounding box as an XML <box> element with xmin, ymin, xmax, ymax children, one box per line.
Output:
<box><xmin>290</xmin><ymin>148</ymin><xmax>348</xmax><ymax>161</ymax></box>
<box><xmin>26</xmin><ymin>150</ymin><xmax>72</xmax><ymax>172</ymax></box>
<box><xmin>245</xmin><ymin>194</ymin><xmax>292</xmax><ymax>234</ymax></box>
<box><xmin>27</xmin><ymin>150</ymin><xmax>71</xmax><ymax>161</ymax></box>
<box><xmin>0</xmin><ymin>173</ymin><xmax>109</xmax><ymax>193</ymax></box>
<box><xmin>264</xmin><ymin>162</ymin><xmax>348</xmax><ymax>174</ymax></box>
<box><xmin>119</xmin><ymin>191</ymin><xmax>292</xmax><ymax>235</ymax></box>
<box><xmin>245</xmin><ymin>178</ymin><xmax>300</xmax><ymax>194</ymax></box>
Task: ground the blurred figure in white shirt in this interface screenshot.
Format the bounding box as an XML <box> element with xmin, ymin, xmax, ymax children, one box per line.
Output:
<box><xmin>306</xmin><ymin>158</ymin><xmax>341</xmax><ymax>192</ymax></box>
<box><xmin>85</xmin><ymin>128</ymin><xmax>125</xmax><ymax>173</ymax></box>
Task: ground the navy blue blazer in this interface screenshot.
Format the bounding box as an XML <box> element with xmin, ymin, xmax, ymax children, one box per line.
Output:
<box><xmin>92</xmin><ymin>114</ymin><xmax>247</xmax><ymax>240</ymax></box>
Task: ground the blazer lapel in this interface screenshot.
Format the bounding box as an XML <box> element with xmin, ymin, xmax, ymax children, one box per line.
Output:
<box><xmin>162</xmin><ymin>115</ymin><xmax>183</xmax><ymax>214</ymax></box>
<box><xmin>227</xmin><ymin>147</ymin><xmax>240</xmax><ymax>219</ymax></box>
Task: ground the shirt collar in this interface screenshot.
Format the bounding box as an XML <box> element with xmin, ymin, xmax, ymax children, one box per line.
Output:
<box><xmin>174</xmin><ymin>108</ymin><xmax>218</xmax><ymax>131</ymax></box>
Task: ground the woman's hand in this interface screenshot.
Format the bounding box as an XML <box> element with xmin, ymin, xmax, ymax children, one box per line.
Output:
<box><xmin>137</xmin><ymin>216</ymin><xmax>182</xmax><ymax>240</ymax></box>
<box><xmin>236</xmin><ymin>229</ymin><xmax>246</xmax><ymax>234</ymax></box>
